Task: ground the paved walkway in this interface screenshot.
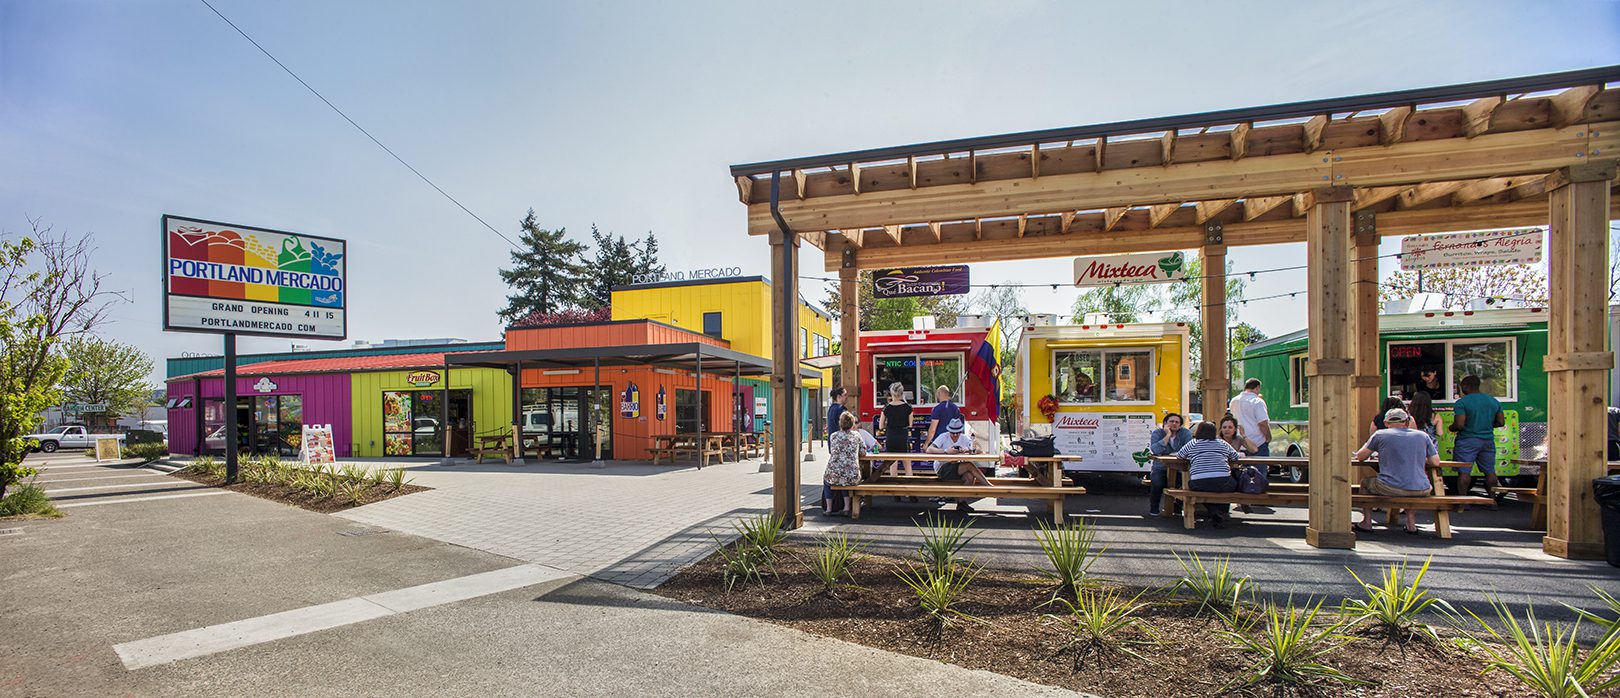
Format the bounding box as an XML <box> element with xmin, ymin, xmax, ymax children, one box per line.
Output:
<box><xmin>26</xmin><ymin>451</ymin><xmax>226</xmax><ymax>509</ymax></box>
<box><xmin>337</xmin><ymin>453</ymin><xmax>826</xmax><ymax>588</ymax></box>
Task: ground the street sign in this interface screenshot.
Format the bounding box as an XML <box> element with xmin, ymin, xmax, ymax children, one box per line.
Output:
<box><xmin>163</xmin><ymin>215</ymin><xmax>348</xmax><ymax>340</ymax></box>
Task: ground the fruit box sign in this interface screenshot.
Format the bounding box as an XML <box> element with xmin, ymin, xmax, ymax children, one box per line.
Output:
<box><xmin>1073</xmin><ymin>251</ymin><xmax>1190</xmax><ymax>288</ymax></box>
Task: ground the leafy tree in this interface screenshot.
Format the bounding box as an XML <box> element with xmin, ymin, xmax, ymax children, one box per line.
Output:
<box><xmin>59</xmin><ymin>335</ymin><xmax>154</xmax><ymax>425</ymax></box>
<box><xmin>580</xmin><ymin>225</ymin><xmax>641</xmax><ymax>311</ymax></box>
<box><xmin>1380</xmin><ymin>263</ymin><xmax>1548</xmax><ymax>308</ymax></box>
<box><xmin>1162</xmin><ymin>257</ymin><xmax>1248</xmax><ymax>376</ymax></box>
<box><xmin>1228</xmin><ymin>322</ymin><xmax>1268</xmax><ymax>361</ymax></box>
<box><xmin>497</xmin><ymin>210</ymin><xmax>588</xmax><ymax>323</ymax></box>
<box><xmin>1</xmin><ymin>222</ymin><xmax>121</xmax><ymax>498</ymax></box>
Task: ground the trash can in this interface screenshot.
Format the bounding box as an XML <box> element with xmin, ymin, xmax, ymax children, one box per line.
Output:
<box><xmin>1594</xmin><ymin>475</ymin><xmax>1620</xmax><ymax>568</ymax></box>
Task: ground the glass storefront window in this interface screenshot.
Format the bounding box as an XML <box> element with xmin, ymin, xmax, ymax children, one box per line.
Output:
<box><xmin>1054</xmin><ymin>351</ymin><xmax>1102</xmax><ymax>403</ymax></box>
<box><xmin>1290</xmin><ymin>355</ymin><xmax>1310</xmax><ymax>406</ymax></box>
<box><xmin>1387</xmin><ymin>339</ymin><xmax>1515</xmax><ymax>401</ymax></box>
<box><xmin>382</xmin><ymin>391</ymin><xmax>414</xmax><ymax>456</ymax></box>
<box><xmin>1105</xmin><ymin>350</ymin><xmax>1152</xmax><ymax>402</ymax></box>
<box><xmin>1054</xmin><ymin>348</ymin><xmax>1154</xmax><ymax>404</ymax></box>
<box><xmin>1389</xmin><ymin>342</ymin><xmax>1447</xmax><ymax>401</ymax></box>
<box><xmin>203</xmin><ymin>398</ymin><xmax>226</xmax><ymax>451</ymax></box>
<box><xmin>1452</xmin><ymin>340</ymin><xmax>1512</xmax><ymax>399</ymax></box>
<box><xmin>872</xmin><ymin>354</ymin><xmax>962</xmax><ymax>407</ymax></box>
<box><xmin>875</xmin><ymin>356</ymin><xmax>918</xmax><ymax>405</ymax></box>
<box><xmin>278</xmin><ymin>396</ymin><xmax>303</xmax><ymax>455</ymax></box>
<box><xmin>918</xmin><ymin>357</ymin><xmax>963</xmax><ymax>403</ymax></box>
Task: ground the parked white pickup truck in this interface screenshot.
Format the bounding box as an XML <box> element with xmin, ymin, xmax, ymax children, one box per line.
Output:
<box><xmin>26</xmin><ymin>425</ymin><xmax>123</xmax><ymax>453</ymax></box>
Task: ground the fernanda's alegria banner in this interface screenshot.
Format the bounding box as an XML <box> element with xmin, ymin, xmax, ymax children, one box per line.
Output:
<box><xmin>871</xmin><ymin>265</ymin><xmax>970</xmax><ymax>299</ymax></box>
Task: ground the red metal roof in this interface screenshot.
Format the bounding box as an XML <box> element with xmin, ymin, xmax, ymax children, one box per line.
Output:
<box><xmin>170</xmin><ymin>351</ymin><xmax>494</xmax><ymax>381</ymax></box>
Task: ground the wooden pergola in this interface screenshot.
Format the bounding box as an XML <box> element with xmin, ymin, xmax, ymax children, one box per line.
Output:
<box><xmin>734</xmin><ymin>66</ymin><xmax>1620</xmax><ymax>556</ymax></box>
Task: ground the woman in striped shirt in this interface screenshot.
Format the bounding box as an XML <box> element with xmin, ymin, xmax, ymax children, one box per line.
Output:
<box><xmin>1175</xmin><ymin>421</ymin><xmax>1243</xmax><ymax>527</ymax></box>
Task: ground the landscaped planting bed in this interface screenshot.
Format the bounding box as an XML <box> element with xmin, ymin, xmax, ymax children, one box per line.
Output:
<box><xmin>173</xmin><ymin>456</ymin><xmax>427</xmax><ymax>514</ymax></box>
<box><xmin>654</xmin><ymin>516</ymin><xmax>1620</xmax><ymax>697</ymax></box>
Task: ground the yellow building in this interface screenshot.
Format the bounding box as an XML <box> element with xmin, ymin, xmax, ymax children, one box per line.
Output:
<box><xmin>610</xmin><ymin>276</ymin><xmax>833</xmax><ymax>435</ymax></box>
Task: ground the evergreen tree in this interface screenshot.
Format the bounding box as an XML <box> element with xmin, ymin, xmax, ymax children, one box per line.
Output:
<box><xmin>497</xmin><ymin>210</ymin><xmax>588</xmax><ymax>324</ymax></box>
<box><xmin>634</xmin><ymin>231</ymin><xmax>666</xmax><ymax>281</ymax></box>
<box><xmin>581</xmin><ymin>225</ymin><xmax>640</xmax><ymax>310</ymax></box>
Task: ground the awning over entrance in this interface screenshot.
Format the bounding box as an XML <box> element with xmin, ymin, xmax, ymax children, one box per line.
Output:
<box><xmin>444</xmin><ymin>342</ymin><xmax>822</xmax><ymax>380</ymax></box>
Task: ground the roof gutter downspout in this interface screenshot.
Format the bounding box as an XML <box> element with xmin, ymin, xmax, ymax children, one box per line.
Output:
<box><xmin>769</xmin><ymin>170</ymin><xmax>799</xmax><ymax>515</ymax></box>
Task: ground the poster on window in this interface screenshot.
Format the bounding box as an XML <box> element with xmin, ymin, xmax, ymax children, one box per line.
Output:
<box><xmin>656</xmin><ymin>385</ymin><xmax>667</xmax><ymax>421</ymax></box>
<box><xmin>1051</xmin><ymin>412</ymin><xmax>1157</xmax><ymax>471</ymax></box>
<box><xmin>621</xmin><ymin>382</ymin><xmax>641</xmax><ymax>418</ymax></box>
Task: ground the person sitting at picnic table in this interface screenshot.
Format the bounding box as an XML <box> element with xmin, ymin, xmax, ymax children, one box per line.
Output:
<box><xmin>822</xmin><ymin>412</ymin><xmax>863</xmax><ymax>517</ymax></box>
<box><xmin>1353</xmin><ymin>407</ymin><xmax>1438</xmax><ymax>534</ymax></box>
<box><xmin>1370</xmin><ymin>396</ymin><xmax>1406</xmax><ymax>431</ymax></box>
<box><xmin>926</xmin><ymin>418</ymin><xmax>991</xmax><ymax>512</ymax></box>
<box><xmin>1175</xmin><ymin>420</ymin><xmax>1244</xmax><ymax>528</ymax></box>
<box><xmin>1146</xmin><ymin>412</ymin><xmax>1192</xmax><ymax>516</ymax></box>
<box><xmin>1216</xmin><ymin>414</ymin><xmax>1248</xmax><ymax>454</ymax></box>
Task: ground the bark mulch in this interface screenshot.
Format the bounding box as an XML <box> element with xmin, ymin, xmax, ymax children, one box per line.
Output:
<box><xmin>171</xmin><ymin>470</ymin><xmax>428</xmax><ymax>514</ymax></box>
<box><xmin>654</xmin><ymin>540</ymin><xmax>1545</xmax><ymax>697</ymax></box>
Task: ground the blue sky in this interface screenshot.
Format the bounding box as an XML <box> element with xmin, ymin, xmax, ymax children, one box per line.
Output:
<box><xmin>2</xmin><ymin>0</ymin><xmax>1617</xmax><ymax>382</ymax></box>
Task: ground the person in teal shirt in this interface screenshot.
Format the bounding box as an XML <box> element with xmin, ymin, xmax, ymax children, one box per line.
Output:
<box><xmin>1449</xmin><ymin>374</ymin><xmax>1504</xmax><ymax>499</ymax></box>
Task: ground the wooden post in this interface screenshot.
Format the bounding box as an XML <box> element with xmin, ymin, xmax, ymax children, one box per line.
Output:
<box><xmin>770</xmin><ymin>228</ymin><xmax>804</xmax><ymax>528</ymax></box>
<box><xmin>510</xmin><ymin>362</ymin><xmax>524</xmax><ymax>463</ymax></box>
<box><xmin>1350</xmin><ymin>211</ymin><xmax>1382</xmax><ymax>443</ymax></box>
<box><xmin>839</xmin><ymin>266</ymin><xmax>860</xmax><ymax>410</ymax></box>
<box><xmin>1544</xmin><ymin>161</ymin><xmax>1616</xmax><ymax>560</ymax></box>
<box><xmin>1199</xmin><ymin>230</ymin><xmax>1229</xmax><ymax>416</ymax></box>
<box><xmin>1305</xmin><ymin>186</ymin><xmax>1356</xmax><ymax>550</ymax></box>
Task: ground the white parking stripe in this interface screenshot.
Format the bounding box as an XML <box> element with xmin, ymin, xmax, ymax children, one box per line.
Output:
<box><xmin>114</xmin><ymin>563</ymin><xmax>575</xmax><ymax>669</ymax></box>
<box><xmin>34</xmin><ymin>473</ymin><xmax>169</xmax><ymax>484</ymax></box>
<box><xmin>45</xmin><ymin>481</ymin><xmax>193</xmax><ymax>494</ymax></box>
<box><xmin>37</xmin><ymin>463</ymin><xmax>137</xmax><ymax>471</ymax></box>
<box><xmin>57</xmin><ymin>491</ymin><xmax>229</xmax><ymax>508</ymax></box>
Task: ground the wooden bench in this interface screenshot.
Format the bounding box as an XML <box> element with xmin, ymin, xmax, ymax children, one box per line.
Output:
<box><xmin>1164</xmin><ymin>489</ymin><xmax>1493</xmax><ymax>538</ymax></box>
<box><xmin>833</xmin><ymin>482</ymin><xmax>1087</xmax><ymax>524</ymax></box>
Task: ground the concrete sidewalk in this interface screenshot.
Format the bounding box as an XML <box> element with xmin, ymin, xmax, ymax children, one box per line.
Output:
<box><xmin>0</xmin><ymin>470</ymin><xmax>1075</xmax><ymax>697</ymax></box>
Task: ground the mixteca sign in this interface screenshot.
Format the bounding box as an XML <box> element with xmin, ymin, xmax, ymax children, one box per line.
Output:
<box><xmin>1073</xmin><ymin>251</ymin><xmax>1189</xmax><ymax>287</ymax></box>
<box><xmin>872</xmin><ymin>265</ymin><xmax>970</xmax><ymax>298</ymax></box>
<box><xmin>1399</xmin><ymin>229</ymin><xmax>1543</xmax><ymax>271</ymax></box>
<box><xmin>163</xmin><ymin>215</ymin><xmax>348</xmax><ymax>340</ymax></box>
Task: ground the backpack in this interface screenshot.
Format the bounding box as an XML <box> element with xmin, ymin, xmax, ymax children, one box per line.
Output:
<box><xmin>1236</xmin><ymin>463</ymin><xmax>1269</xmax><ymax>494</ymax></box>
<box><xmin>1010</xmin><ymin>435</ymin><xmax>1057</xmax><ymax>458</ymax></box>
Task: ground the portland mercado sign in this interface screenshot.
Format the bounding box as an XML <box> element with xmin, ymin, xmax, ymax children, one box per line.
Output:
<box><xmin>162</xmin><ymin>215</ymin><xmax>348</xmax><ymax>340</ymax></box>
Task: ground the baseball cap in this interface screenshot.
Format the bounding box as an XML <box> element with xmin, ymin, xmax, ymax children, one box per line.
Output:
<box><xmin>1384</xmin><ymin>407</ymin><xmax>1410</xmax><ymax>423</ymax></box>
<box><xmin>947</xmin><ymin>418</ymin><xmax>965</xmax><ymax>433</ymax></box>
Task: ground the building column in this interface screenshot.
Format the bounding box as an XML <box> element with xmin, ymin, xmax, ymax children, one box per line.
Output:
<box><xmin>1305</xmin><ymin>186</ymin><xmax>1356</xmax><ymax>550</ymax></box>
<box><xmin>839</xmin><ymin>265</ymin><xmax>860</xmax><ymax>408</ymax></box>
<box><xmin>1544</xmin><ymin>161</ymin><xmax>1616</xmax><ymax>560</ymax></box>
<box><xmin>1199</xmin><ymin>224</ymin><xmax>1229</xmax><ymax>415</ymax></box>
<box><xmin>510</xmin><ymin>362</ymin><xmax>524</xmax><ymax>463</ymax></box>
<box><xmin>769</xmin><ymin>228</ymin><xmax>803</xmax><ymax>528</ymax></box>
<box><xmin>1350</xmin><ymin>210</ymin><xmax>1382</xmax><ymax>443</ymax></box>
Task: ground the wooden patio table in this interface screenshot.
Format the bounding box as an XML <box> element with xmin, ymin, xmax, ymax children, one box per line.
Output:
<box><xmin>1509</xmin><ymin>459</ymin><xmax>1620</xmax><ymax>529</ymax></box>
<box><xmin>473</xmin><ymin>434</ymin><xmax>512</xmax><ymax>464</ymax></box>
<box><xmin>1150</xmin><ymin>455</ymin><xmax>1464</xmax><ymax>517</ymax></box>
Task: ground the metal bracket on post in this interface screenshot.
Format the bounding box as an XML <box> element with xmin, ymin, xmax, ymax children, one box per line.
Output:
<box><xmin>1353</xmin><ymin>210</ymin><xmax>1377</xmax><ymax>245</ymax></box>
<box><xmin>1203</xmin><ymin>221</ymin><xmax>1224</xmax><ymax>246</ymax></box>
<box><xmin>841</xmin><ymin>244</ymin><xmax>856</xmax><ymax>269</ymax></box>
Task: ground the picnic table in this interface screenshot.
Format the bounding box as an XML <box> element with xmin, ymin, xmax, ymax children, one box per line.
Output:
<box><xmin>1509</xmin><ymin>459</ymin><xmax>1620</xmax><ymax>529</ymax></box>
<box><xmin>473</xmin><ymin>433</ymin><xmax>512</xmax><ymax>464</ymax></box>
<box><xmin>835</xmin><ymin>452</ymin><xmax>1088</xmax><ymax>524</ymax></box>
<box><xmin>650</xmin><ymin>433</ymin><xmax>728</xmax><ymax>467</ymax></box>
<box><xmin>1150</xmin><ymin>455</ymin><xmax>1491</xmax><ymax>537</ymax></box>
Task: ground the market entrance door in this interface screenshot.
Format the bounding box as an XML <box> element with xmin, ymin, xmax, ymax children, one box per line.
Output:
<box><xmin>446</xmin><ymin>390</ymin><xmax>473</xmax><ymax>457</ymax></box>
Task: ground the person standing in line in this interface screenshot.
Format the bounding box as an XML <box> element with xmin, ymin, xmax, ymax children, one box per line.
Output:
<box><xmin>1229</xmin><ymin>378</ymin><xmax>1273</xmax><ymax>456</ymax></box>
<box><xmin>1146</xmin><ymin>413</ymin><xmax>1192</xmax><ymax>516</ymax></box>
<box><xmin>822</xmin><ymin>412</ymin><xmax>863</xmax><ymax>517</ymax></box>
<box><xmin>927</xmin><ymin>385</ymin><xmax>963</xmax><ymax>444</ymax></box>
<box><xmin>1449</xmin><ymin>374</ymin><xmax>1505</xmax><ymax>499</ymax></box>
<box><xmin>825</xmin><ymin>387</ymin><xmax>848</xmax><ymax>447</ymax></box>
<box><xmin>1175</xmin><ymin>421</ymin><xmax>1244</xmax><ymax>528</ymax></box>
<box><xmin>879</xmin><ymin>382</ymin><xmax>915</xmax><ymax>478</ymax></box>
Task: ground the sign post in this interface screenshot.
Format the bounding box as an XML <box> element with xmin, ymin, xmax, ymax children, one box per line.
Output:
<box><xmin>162</xmin><ymin>215</ymin><xmax>348</xmax><ymax>483</ymax></box>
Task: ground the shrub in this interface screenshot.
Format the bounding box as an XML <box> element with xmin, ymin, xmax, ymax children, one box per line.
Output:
<box><xmin>915</xmin><ymin>512</ymin><xmax>978</xmax><ymax>574</ymax></box>
<box><xmin>340</xmin><ymin>463</ymin><xmax>368</xmax><ymax>485</ymax></box>
<box><xmin>0</xmin><ymin>483</ymin><xmax>60</xmax><ymax>518</ymax></box>
<box><xmin>716</xmin><ymin>539</ymin><xmax>771</xmax><ymax>592</ymax></box>
<box><xmin>186</xmin><ymin>456</ymin><xmax>221</xmax><ymax>479</ymax></box>
<box><xmin>1218</xmin><ymin>597</ymin><xmax>1366</xmax><ymax>690</ymax></box>
<box><xmin>124</xmin><ymin>442</ymin><xmax>168</xmax><ymax>463</ymax></box>
<box><xmin>306</xmin><ymin>475</ymin><xmax>337</xmax><ymax>500</ymax></box>
<box><xmin>368</xmin><ymin>467</ymin><xmax>389</xmax><ymax>488</ymax></box>
<box><xmin>1460</xmin><ymin>597</ymin><xmax>1620</xmax><ymax>697</ymax></box>
<box><xmin>1033</xmin><ymin>518</ymin><xmax>1105</xmax><ymax>599</ymax></box>
<box><xmin>807</xmin><ymin>533</ymin><xmax>866</xmax><ymax>594</ymax></box>
<box><xmin>1171</xmin><ymin>551</ymin><xmax>1251</xmax><ymax>615</ymax></box>
<box><xmin>339</xmin><ymin>479</ymin><xmax>368</xmax><ymax>505</ymax></box>
<box><xmin>1565</xmin><ymin>584</ymin><xmax>1620</xmax><ymax>643</ymax></box>
<box><xmin>734</xmin><ymin>513</ymin><xmax>788</xmax><ymax>563</ymax></box>
<box><xmin>1046</xmin><ymin>586</ymin><xmax>1159</xmax><ymax>665</ymax></box>
<box><xmin>1340</xmin><ymin>557</ymin><xmax>1456</xmax><ymax>643</ymax></box>
<box><xmin>385</xmin><ymin>468</ymin><xmax>410</xmax><ymax>490</ymax></box>
<box><xmin>895</xmin><ymin>559</ymin><xmax>983</xmax><ymax>629</ymax></box>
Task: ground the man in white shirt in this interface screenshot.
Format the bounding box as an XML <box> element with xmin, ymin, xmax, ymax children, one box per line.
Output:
<box><xmin>1228</xmin><ymin>378</ymin><xmax>1273</xmax><ymax>456</ymax></box>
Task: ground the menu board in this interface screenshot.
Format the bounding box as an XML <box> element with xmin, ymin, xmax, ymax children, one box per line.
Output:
<box><xmin>300</xmin><ymin>424</ymin><xmax>337</xmax><ymax>467</ymax></box>
<box><xmin>1050</xmin><ymin>412</ymin><xmax>1157</xmax><ymax>472</ymax></box>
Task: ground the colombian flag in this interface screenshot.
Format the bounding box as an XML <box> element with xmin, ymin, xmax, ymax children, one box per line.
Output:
<box><xmin>971</xmin><ymin>332</ymin><xmax>1000</xmax><ymax>423</ymax></box>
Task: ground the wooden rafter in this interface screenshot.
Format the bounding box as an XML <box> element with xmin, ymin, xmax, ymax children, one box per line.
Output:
<box><xmin>1398</xmin><ymin>180</ymin><xmax>1467</xmax><ymax>209</ymax></box>
<box><xmin>843</xmin><ymin>228</ymin><xmax>864</xmax><ymax>248</ymax></box>
<box><xmin>793</xmin><ymin>169</ymin><xmax>807</xmax><ymax>200</ymax></box>
<box><xmin>1017</xmin><ymin>215</ymin><xmax>1028</xmax><ymax>237</ymax></box>
<box><xmin>907</xmin><ymin>156</ymin><xmax>918</xmax><ymax>189</ymax></box>
<box><xmin>735</xmin><ymin>175</ymin><xmax>753</xmax><ymax>204</ymax></box>
<box><xmin>1195</xmin><ymin>199</ymin><xmax>1238</xmax><ymax>224</ymax></box>
<box><xmin>968</xmin><ymin>151</ymin><xmax>978</xmax><ymax>184</ymax></box>
<box><xmin>1094</xmin><ymin>137</ymin><xmax>1107</xmax><ymax>171</ymax></box>
<box><xmin>973</xmin><ymin>218</ymin><xmax>982</xmax><ymax>240</ymax></box>
<box><xmin>1060</xmin><ymin>211</ymin><xmax>1075</xmax><ymax>233</ymax></box>
<box><xmin>1103</xmin><ymin>207</ymin><xmax>1128</xmax><ymax>232</ymax></box>
<box><xmin>1031</xmin><ymin>145</ymin><xmax>1041</xmax><ymax>179</ymax></box>
<box><xmin>928</xmin><ymin>221</ymin><xmax>942</xmax><ymax>242</ymax></box>
<box><xmin>1352</xmin><ymin>186</ymin><xmax>1405</xmax><ymax>210</ymax></box>
<box><xmin>1303</xmin><ymin>115</ymin><xmax>1329</xmax><ymax>152</ymax></box>
<box><xmin>1291</xmin><ymin>192</ymin><xmax>1310</xmax><ymax>217</ymax></box>
<box><xmin>1149</xmin><ymin>203</ymin><xmax>1181</xmax><ymax>228</ymax></box>
<box><xmin>1378</xmin><ymin>106</ymin><xmax>1412</xmax><ymax>145</ymax></box>
<box><xmin>1242</xmin><ymin>195</ymin><xmax>1290</xmax><ymax>221</ymax></box>
<box><xmin>1161</xmin><ymin>131</ymin><xmax>1177</xmax><ymax>165</ymax></box>
<box><xmin>1462</xmin><ymin>96</ymin><xmax>1505</xmax><ymax>138</ymax></box>
<box><xmin>848</xmin><ymin>163</ymin><xmax>862</xmax><ymax>194</ymax></box>
<box><xmin>1550</xmin><ymin>85</ymin><xmax>1602</xmax><ymax>128</ymax></box>
<box><xmin>1229</xmin><ymin>123</ymin><xmax>1251</xmax><ymax>160</ymax></box>
<box><xmin>1452</xmin><ymin>176</ymin><xmax>1524</xmax><ymax>204</ymax></box>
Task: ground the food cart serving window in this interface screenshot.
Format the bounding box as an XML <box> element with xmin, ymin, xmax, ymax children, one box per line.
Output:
<box><xmin>873</xmin><ymin>353</ymin><xmax>963</xmax><ymax>406</ymax></box>
<box><xmin>1053</xmin><ymin>348</ymin><xmax>1155</xmax><ymax>404</ymax></box>
<box><xmin>1386</xmin><ymin>337</ymin><xmax>1516</xmax><ymax>401</ymax></box>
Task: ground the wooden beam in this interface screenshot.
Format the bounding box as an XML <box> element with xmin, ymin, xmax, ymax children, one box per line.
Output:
<box><xmin>880</xmin><ymin>225</ymin><xmax>900</xmax><ymax>245</ymax></box>
<box><xmin>1305</xmin><ymin>192</ymin><xmax>1355</xmax><ymax>550</ymax></box>
<box><xmin>908</xmin><ymin>156</ymin><xmax>918</xmax><ymax>189</ymax></box>
<box><xmin>1398</xmin><ymin>180</ymin><xmax>1467</xmax><ymax>209</ymax></box>
<box><xmin>973</xmin><ymin>218</ymin><xmax>982</xmax><ymax>240</ymax></box>
<box><xmin>968</xmin><ymin>151</ymin><xmax>977</xmax><ymax>184</ymax></box>
<box><xmin>1349</xmin><ymin>211</ymin><xmax>1381</xmax><ymax>445</ymax></box>
<box><xmin>848</xmin><ymin>163</ymin><xmax>862</xmax><ymax>194</ymax></box>
<box><xmin>1060</xmin><ymin>211</ymin><xmax>1075</xmax><ymax>234</ymax></box>
<box><xmin>735</xmin><ymin>175</ymin><xmax>754</xmax><ymax>204</ymax></box>
<box><xmin>822</xmin><ymin>196</ymin><xmax>1620</xmax><ymax>271</ymax></box>
<box><xmin>838</xmin><ymin>267</ymin><xmax>860</xmax><ymax>410</ymax></box>
<box><xmin>927</xmin><ymin>221</ymin><xmax>942</xmax><ymax>242</ymax></box>
<box><xmin>1352</xmin><ymin>185</ymin><xmax>1405</xmax><ymax>210</ymax></box>
<box><xmin>1303</xmin><ymin>115</ymin><xmax>1329</xmax><ymax>152</ymax></box>
<box><xmin>1378</xmin><ymin>106</ymin><xmax>1412</xmax><ymax>145</ymax></box>
<box><xmin>1291</xmin><ymin>192</ymin><xmax>1311</xmax><ymax>217</ymax></box>
<box><xmin>1242</xmin><ymin>195</ymin><xmax>1289</xmax><ymax>220</ymax></box>
<box><xmin>794</xmin><ymin>169</ymin><xmax>807</xmax><ymax>200</ymax></box>
<box><xmin>1094</xmin><ymin>137</ymin><xmax>1107</xmax><ymax>171</ymax></box>
<box><xmin>1452</xmin><ymin>176</ymin><xmax>1523</xmax><ymax>204</ymax></box>
<box><xmin>843</xmin><ymin>228</ymin><xmax>864</xmax><ymax>248</ymax></box>
<box><xmin>1229</xmin><ymin>123</ymin><xmax>1251</xmax><ymax>161</ymax></box>
<box><xmin>1103</xmin><ymin>207</ymin><xmax>1128</xmax><ymax>232</ymax></box>
<box><xmin>1031</xmin><ymin>145</ymin><xmax>1040</xmax><ymax>179</ymax></box>
<box><xmin>745</xmin><ymin>121</ymin><xmax>1615</xmax><ymax>235</ymax></box>
<box><xmin>1016</xmin><ymin>215</ymin><xmax>1028</xmax><ymax>238</ymax></box>
<box><xmin>1200</xmin><ymin>243</ymin><xmax>1229</xmax><ymax>414</ymax></box>
<box><xmin>1195</xmin><ymin>199</ymin><xmax>1238</xmax><ymax>224</ymax></box>
<box><xmin>1550</xmin><ymin>85</ymin><xmax>1603</xmax><ymax>128</ymax></box>
<box><xmin>1161</xmin><ymin>131</ymin><xmax>1177</xmax><ymax>165</ymax></box>
<box><xmin>768</xmin><ymin>231</ymin><xmax>802</xmax><ymax>528</ymax></box>
<box><xmin>1149</xmin><ymin>203</ymin><xmax>1180</xmax><ymax>228</ymax></box>
<box><xmin>1462</xmin><ymin>96</ymin><xmax>1505</xmax><ymax>138</ymax></box>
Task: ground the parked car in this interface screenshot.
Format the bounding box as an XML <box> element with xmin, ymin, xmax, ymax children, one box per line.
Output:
<box><xmin>26</xmin><ymin>425</ymin><xmax>124</xmax><ymax>452</ymax></box>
